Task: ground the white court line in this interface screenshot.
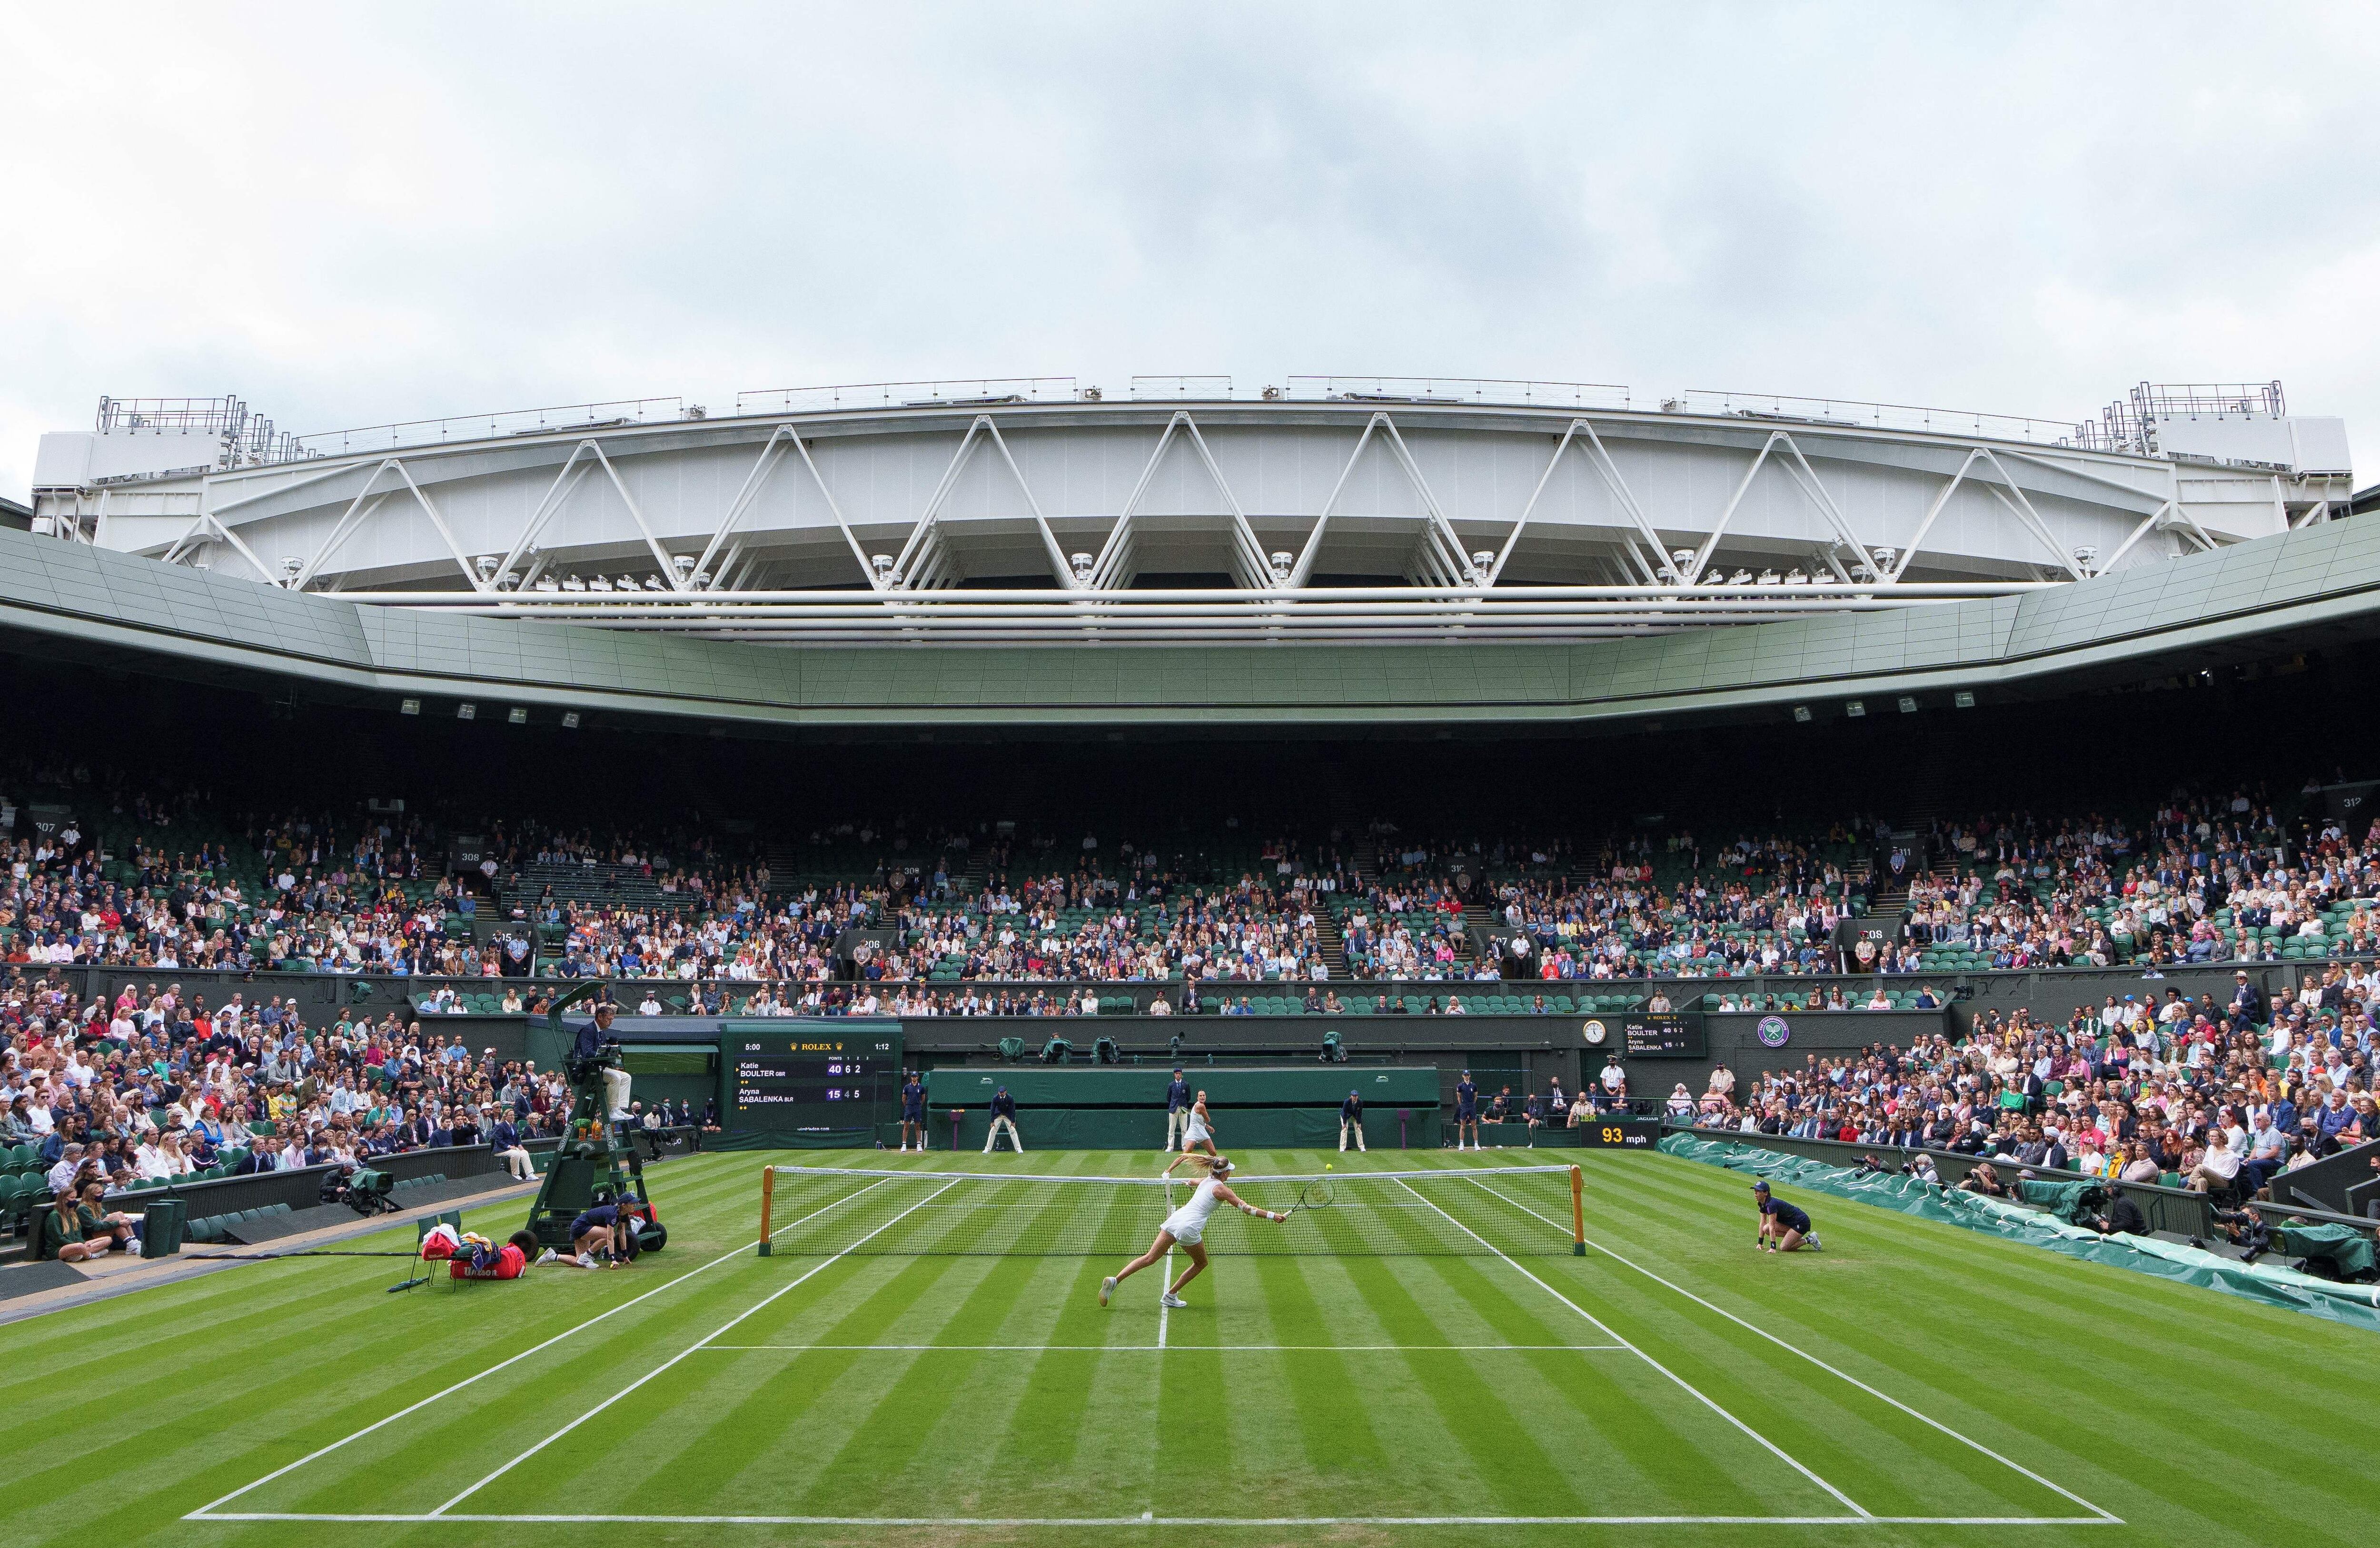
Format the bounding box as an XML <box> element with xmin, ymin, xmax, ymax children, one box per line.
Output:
<box><xmin>184</xmin><ymin>1174</ymin><xmax>895</xmax><ymax>1522</ymax></box>
<box><xmin>695</xmin><ymin>1343</ymin><xmax>1633</xmax><ymax>1352</ymax></box>
<box><xmin>1470</xmin><ymin>1176</ymin><xmax>2124</xmax><ymax>1525</ymax></box>
<box><xmin>1394</xmin><ymin>1178</ymin><xmax>1873</xmax><ymax>1521</ymax></box>
<box><xmin>1157</xmin><ymin>1245</ymin><xmax>1173</xmax><ymax>1348</ymax></box>
<box><xmin>424</xmin><ymin>1177</ymin><xmax>963</xmax><ymax>1518</ymax></box>
<box><xmin>190</xmin><ymin>1511</ymin><xmax>2119</xmax><ymax>1526</ymax></box>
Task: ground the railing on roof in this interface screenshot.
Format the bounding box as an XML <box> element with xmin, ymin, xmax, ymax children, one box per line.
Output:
<box><xmin>2072</xmin><ymin>381</ymin><xmax>2292</xmax><ymax>457</ymax></box>
<box><xmin>200</xmin><ymin>375</ymin><xmax>2160</xmax><ymax>464</ymax></box>
<box><xmin>1130</xmin><ymin>376</ymin><xmax>1233</xmax><ymax>400</ymax></box>
<box><xmin>2131</xmin><ymin>381</ymin><xmax>2286</xmax><ymax>418</ymax></box>
<box><xmin>734</xmin><ymin>378</ymin><xmax>1080</xmax><ymax>415</ymax></box>
<box><xmin>94</xmin><ymin>394</ymin><xmax>304</xmax><ymax>469</ymax></box>
<box><xmin>287</xmin><ymin>397</ymin><xmax>688</xmax><ymax>460</ymax></box>
<box><xmin>1676</xmin><ymin>389</ymin><xmax>2084</xmax><ymax>446</ymax></box>
<box><xmin>1284</xmin><ymin>375</ymin><xmax>1634</xmax><ymax>410</ymax></box>
<box><xmin>97</xmin><ymin>394</ymin><xmax>248</xmax><ymax>435</ymax></box>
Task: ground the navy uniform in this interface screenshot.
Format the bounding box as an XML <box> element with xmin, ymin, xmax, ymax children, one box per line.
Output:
<box><xmin>1339</xmin><ymin>1090</ymin><xmax>1367</xmax><ymax>1153</ymax></box>
<box><xmin>900</xmin><ymin>1074</ymin><xmax>927</xmax><ymax>1152</ymax></box>
<box><xmin>1164</xmin><ymin>1070</ymin><xmax>1192</xmax><ymax>1151</ymax></box>
<box><xmin>1752</xmin><ymin>1181</ymin><xmax>1820</xmax><ymax>1251</ymax></box>
<box><xmin>1455</xmin><ymin>1072</ymin><xmax>1479</xmax><ymax>1151</ymax></box>
<box><xmin>984</xmin><ymin>1085</ymin><xmax>1023</xmax><ymax>1154</ymax></box>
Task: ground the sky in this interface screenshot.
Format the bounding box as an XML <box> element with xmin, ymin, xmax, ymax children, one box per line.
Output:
<box><xmin>4</xmin><ymin>2</ymin><xmax>2379</xmax><ymax>501</ymax></box>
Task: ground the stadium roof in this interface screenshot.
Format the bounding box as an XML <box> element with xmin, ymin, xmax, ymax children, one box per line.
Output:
<box><xmin>3</xmin><ymin>512</ymin><xmax>2377</xmax><ymax>733</ymax></box>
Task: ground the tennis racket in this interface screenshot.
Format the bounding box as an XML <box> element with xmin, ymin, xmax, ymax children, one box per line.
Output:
<box><xmin>1286</xmin><ymin>1178</ymin><xmax>1334</xmax><ymax>1215</ymax></box>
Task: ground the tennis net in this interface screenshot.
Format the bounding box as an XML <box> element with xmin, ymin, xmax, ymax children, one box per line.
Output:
<box><xmin>756</xmin><ymin>1164</ymin><xmax>1583</xmax><ymax>1257</ymax></box>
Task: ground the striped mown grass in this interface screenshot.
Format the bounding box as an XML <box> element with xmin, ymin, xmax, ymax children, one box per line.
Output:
<box><xmin>1</xmin><ymin>1147</ymin><xmax>2368</xmax><ymax>1548</ymax></box>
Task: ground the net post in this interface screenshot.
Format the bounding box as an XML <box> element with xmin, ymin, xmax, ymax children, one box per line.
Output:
<box><xmin>757</xmin><ymin>1166</ymin><xmax>775</xmax><ymax>1257</ymax></box>
<box><xmin>1570</xmin><ymin>1165</ymin><xmax>1585</xmax><ymax>1255</ymax></box>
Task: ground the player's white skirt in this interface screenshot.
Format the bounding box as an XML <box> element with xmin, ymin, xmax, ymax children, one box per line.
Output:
<box><xmin>1161</xmin><ymin>1209</ymin><xmax>1205</xmax><ymax>1246</ymax></box>
<box><xmin>1184</xmin><ymin>1116</ymin><xmax>1211</xmax><ymax>1144</ymax></box>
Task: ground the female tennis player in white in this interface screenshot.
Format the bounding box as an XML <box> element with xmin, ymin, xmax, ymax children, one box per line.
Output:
<box><xmin>1162</xmin><ymin>1091</ymin><xmax>1219</xmax><ymax>1173</ymax></box>
<box><xmin>1100</xmin><ymin>1155</ymin><xmax>1281</xmax><ymax>1308</ymax></box>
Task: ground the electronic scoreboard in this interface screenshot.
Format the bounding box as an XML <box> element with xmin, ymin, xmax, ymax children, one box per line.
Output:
<box><xmin>721</xmin><ymin>1019</ymin><xmax>903</xmax><ymax>1138</ymax></box>
<box><xmin>1621</xmin><ymin>1011</ymin><xmax>1707</xmax><ymax>1058</ymax></box>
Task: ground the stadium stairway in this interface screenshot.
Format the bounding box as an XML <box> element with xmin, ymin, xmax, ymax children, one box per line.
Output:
<box><xmin>1311</xmin><ymin>906</ymin><xmax>1349</xmax><ymax>979</ymax></box>
<box><xmin>1881</xmin><ymin>757</ymin><xmax>1962</xmax><ymax>915</ymax></box>
<box><xmin>1461</xmin><ymin>898</ymin><xmax>1501</xmax><ymax>964</ymax></box>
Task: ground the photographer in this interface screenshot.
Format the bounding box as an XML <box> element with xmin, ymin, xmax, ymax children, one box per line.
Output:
<box><xmin>2083</xmin><ymin>1189</ymin><xmax>2149</xmax><ymax>1238</ymax></box>
<box><xmin>2207</xmin><ymin>1203</ymin><xmax>2274</xmax><ymax>1264</ymax></box>
<box><xmin>1958</xmin><ymin>1161</ymin><xmax>2009</xmax><ymax>1198</ymax></box>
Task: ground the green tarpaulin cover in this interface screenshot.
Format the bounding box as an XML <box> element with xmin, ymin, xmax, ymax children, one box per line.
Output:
<box><xmin>2274</xmin><ymin>1223</ymin><xmax>2378</xmax><ymax>1280</ymax></box>
<box><xmin>1659</xmin><ymin>1134</ymin><xmax>2380</xmax><ymax>1333</ymax></box>
<box><xmin>2016</xmin><ymin>1177</ymin><xmax>2108</xmax><ymax>1226</ymax></box>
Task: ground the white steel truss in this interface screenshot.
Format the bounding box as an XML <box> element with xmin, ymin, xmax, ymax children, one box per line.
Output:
<box><xmin>889</xmin><ymin>415</ymin><xmax>1074</xmax><ymax>590</ymax></box>
<box><xmin>1084</xmin><ymin>412</ymin><xmax>1271</xmax><ymax>590</ymax></box>
<box><xmin>129</xmin><ymin>397</ymin><xmax>2219</xmax><ymax>640</ymax></box>
<box><xmin>1288</xmin><ymin>413</ymin><xmax>1472</xmax><ymax>589</ymax></box>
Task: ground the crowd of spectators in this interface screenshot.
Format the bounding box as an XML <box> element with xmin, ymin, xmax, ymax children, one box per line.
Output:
<box><xmin>11</xmin><ymin>759</ymin><xmax>2380</xmax><ymax>1012</ymax></box>
<box><xmin>0</xmin><ymin>965</ymin><xmax>595</xmax><ymax>1258</ymax></box>
<box><xmin>1688</xmin><ymin>962</ymin><xmax>2379</xmax><ymax>1198</ymax></box>
<box><xmin>1482</xmin><ymin>830</ymin><xmax>1869</xmax><ymax>980</ymax></box>
<box><xmin>1882</xmin><ymin>786</ymin><xmax>2380</xmax><ymax>971</ymax></box>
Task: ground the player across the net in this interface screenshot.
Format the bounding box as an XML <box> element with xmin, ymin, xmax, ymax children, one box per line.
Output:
<box><xmin>756</xmin><ymin>1162</ymin><xmax>1584</xmax><ymax>1258</ymax></box>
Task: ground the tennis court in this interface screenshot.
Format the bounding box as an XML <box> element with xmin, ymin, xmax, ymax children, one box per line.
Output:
<box><xmin>177</xmin><ymin>1151</ymin><xmax>2127</xmax><ymax>1541</ymax></box>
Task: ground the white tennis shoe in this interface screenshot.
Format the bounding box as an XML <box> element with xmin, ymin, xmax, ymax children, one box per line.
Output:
<box><xmin>1099</xmin><ymin>1276</ymin><xmax>1116</xmax><ymax>1306</ymax></box>
<box><xmin>1161</xmin><ymin>1293</ymin><xmax>1188</xmax><ymax>1309</ymax></box>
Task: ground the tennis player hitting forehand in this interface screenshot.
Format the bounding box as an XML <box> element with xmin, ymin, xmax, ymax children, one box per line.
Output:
<box><xmin>1100</xmin><ymin>1155</ymin><xmax>1282</xmax><ymax>1309</ymax></box>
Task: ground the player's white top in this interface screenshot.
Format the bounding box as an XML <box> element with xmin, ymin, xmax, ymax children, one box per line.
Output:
<box><xmin>1184</xmin><ymin>1108</ymin><xmax>1211</xmax><ymax>1143</ymax></box>
<box><xmin>1162</xmin><ymin>1174</ymin><xmax>1224</xmax><ymax>1244</ymax></box>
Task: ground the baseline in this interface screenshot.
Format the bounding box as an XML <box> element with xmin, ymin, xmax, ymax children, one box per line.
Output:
<box><xmin>694</xmin><ymin>1343</ymin><xmax>1633</xmax><ymax>1352</ymax></box>
<box><xmin>1468</xmin><ymin>1174</ymin><xmax>2123</xmax><ymax>1525</ymax></box>
<box><xmin>1393</xmin><ymin>1177</ymin><xmax>1874</xmax><ymax>1520</ymax></box>
<box><xmin>184</xmin><ymin>1174</ymin><xmax>896</xmax><ymax>1522</ymax></box>
<box><xmin>191</xmin><ymin>1510</ymin><xmax>2120</xmax><ymax>1526</ymax></box>
<box><xmin>423</xmin><ymin>1177</ymin><xmax>963</xmax><ymax>1518</ymax></box>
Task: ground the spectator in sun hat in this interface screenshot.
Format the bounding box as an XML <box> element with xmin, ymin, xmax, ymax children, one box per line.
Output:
<box><xmin>44</xmin><ymin>1141</ymin><xmax>86</xmax><ymax>1194</ymax></box>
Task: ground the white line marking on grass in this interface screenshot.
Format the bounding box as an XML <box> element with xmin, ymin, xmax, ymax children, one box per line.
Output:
<box><xmin>1394</xmin><ymin>1178</ymin><xmax>1873</xmax><ymax>1521</ymax></box>
<box><xmin>694</xmin><ymin>1343</ymin><xmax>1633</xmax><ymax>1352</ymax></box>
<box><xmin>425</xmin><ymin>1177</ymin><xmax>962</xmax><ymax>1518</ymax></box>
<box><xmin>183</xmin><ymin>1174</ymin><xmax>896</xmax><ymax>1522</ymax></box>
<box><xmin>188</xmin><ymin>1511</ymin><xmax>2121</xmax><ymax>1526</ymax></box>
<box><xmin>1157</xmin><ymin>1245</ymin><xmax>1173</xmax><ymax>1349</ymax></box>
<box><xmin>1470</xmin><ymin>1176</ymin><xmax>2124</xmax><ymax>1526</ymax></box>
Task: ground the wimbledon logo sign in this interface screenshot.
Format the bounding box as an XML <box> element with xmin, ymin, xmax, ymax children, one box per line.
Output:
<box><xmin>1755</xmin><ymin>1015</ymin><xmax>1792</xmax><ymax>1049</ymax></box>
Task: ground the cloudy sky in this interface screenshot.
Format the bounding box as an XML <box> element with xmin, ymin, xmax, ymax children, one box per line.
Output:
<box><xmin>5</xmin><ymin>3</ymin><xmax>2377</xmax><ymax>499</ymax></box>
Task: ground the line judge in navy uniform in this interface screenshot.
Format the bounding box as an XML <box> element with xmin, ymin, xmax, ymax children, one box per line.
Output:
<box><xmin>983</xmin><ymin>1085</ymin><xmax>1023</xmax><ymax>1154</ymax></box>
<box><xmin>1164</xmin><ymin>1067</ymin><xmax>1193</xmax><ymax>1152</ymax></box>
<box><xmin>1339</xmin><ymin>1089</ymin><xmax>1367</xmax><ymax>1153</ymax></box>
<box><xmin>1454</xmin><ymin>1070</ymin><xmax>1480</xmax><ymax>1152</ymax></box>
<box><xmin>899</xmin><ymin>1071</ymin><xmax>927</xmax><ymax>1154</ymax></box>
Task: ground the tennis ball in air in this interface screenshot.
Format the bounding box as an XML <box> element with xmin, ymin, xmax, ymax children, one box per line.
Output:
<box><xmin>1325</xmin><ymin>1162</ymin><xmax>1333</xmax><ymax>1170</ymax></box>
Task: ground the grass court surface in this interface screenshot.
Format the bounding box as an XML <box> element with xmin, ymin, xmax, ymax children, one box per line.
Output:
<box><xmin>6</xmin><ymin>1148</ymin><xmax>2372</xmax><ymax>1548</ymax></box>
